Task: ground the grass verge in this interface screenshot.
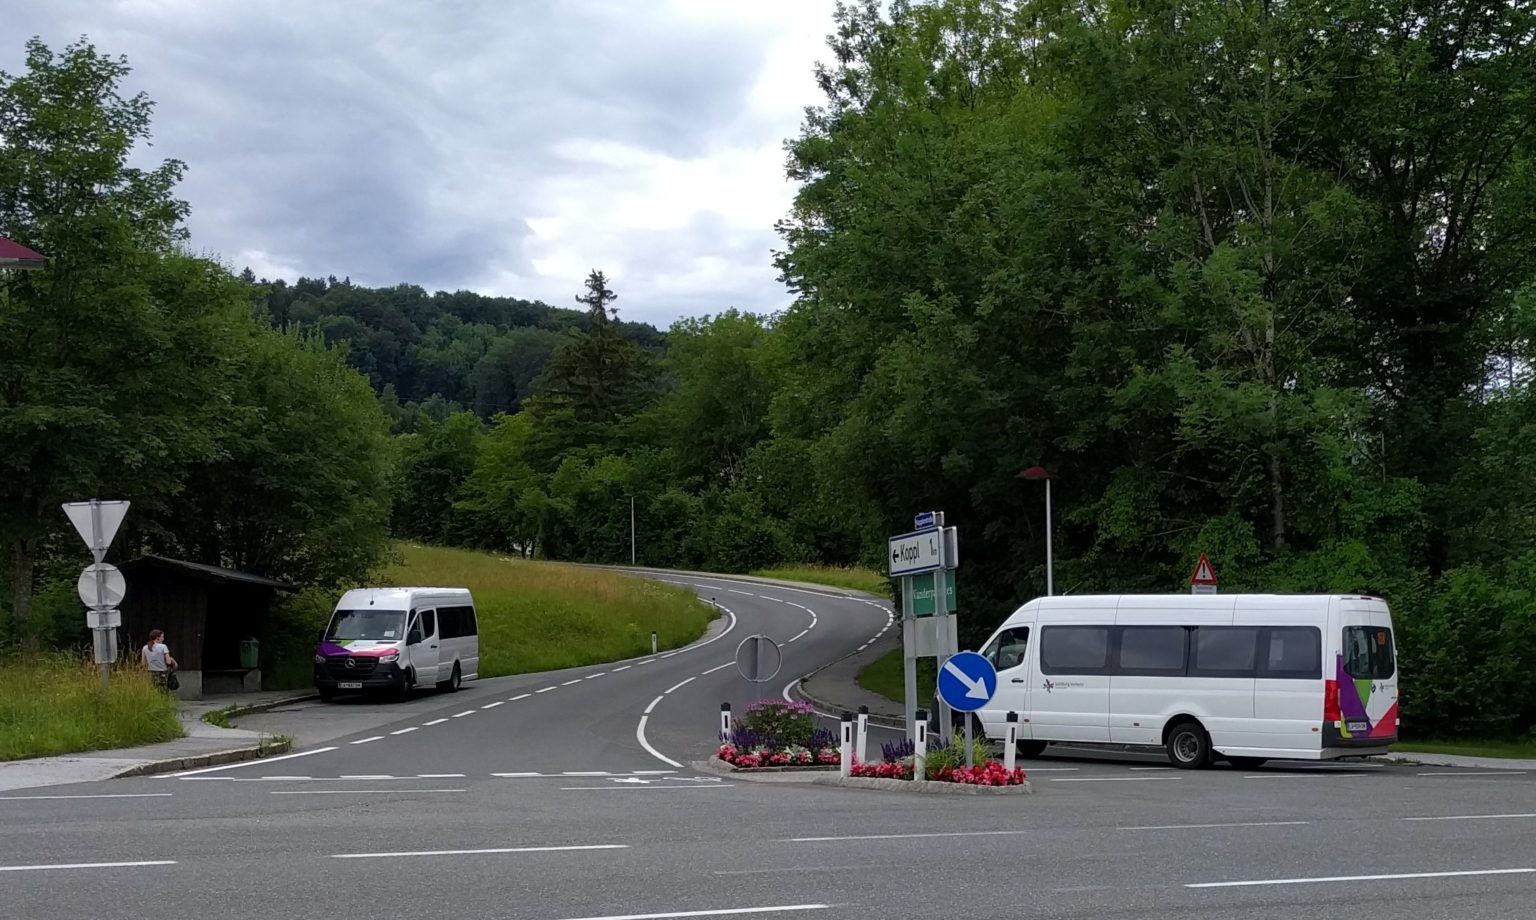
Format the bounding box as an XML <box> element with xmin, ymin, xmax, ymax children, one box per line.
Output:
<box><xmin>751</xmin><ymin>564</ymin><xmax>892</xmax><ymax>597</ymax></box>
<box><xmin>381</xmin><ymin>544</ymin><xmax>716</xmax><ymax>678</ymax></box>
<box><xmin>1392</xmin><ymin>738</ymin><xmax>1536</xmax><ymax>760</ymax></box>
<box><xmin>857</xmin><ymin>647</ymin><xmax>935</xmax><ymax>705</ymax></box>
<box><xmin>0</xmin><ymin>653</ymin><xmax>183</xmax><ymax>761</ymax></box>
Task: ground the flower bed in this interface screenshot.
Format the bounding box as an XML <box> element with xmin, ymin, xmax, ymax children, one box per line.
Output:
<box><xmin>717</xmin><ymin>743</ymin><xmax>840</xmax><ymax>770</ymax></box>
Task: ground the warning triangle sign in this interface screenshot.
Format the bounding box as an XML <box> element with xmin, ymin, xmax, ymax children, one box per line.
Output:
<box><xmin>1190</xmin><ymin>553</ymin><xmax>1218</xmax><ymax>585</ymax></box>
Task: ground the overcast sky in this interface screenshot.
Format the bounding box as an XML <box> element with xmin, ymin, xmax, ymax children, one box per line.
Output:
<box><xmin>3</xmin><ymin>1</ymin><xmax>838</xmax><ymax>327</ymax></box>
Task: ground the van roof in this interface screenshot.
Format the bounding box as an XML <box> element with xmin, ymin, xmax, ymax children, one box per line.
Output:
<box><xmin>1016</xmin><ymin>593</ymin><xmax>1383</xmax><ymax>610</ymax></box>
<box><xmin>336</xmin><ymin>587</ymin><xmax>473</xmax><ymax>608</ymax></box>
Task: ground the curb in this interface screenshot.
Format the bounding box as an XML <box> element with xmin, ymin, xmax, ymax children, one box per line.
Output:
<box><xmin>702</xmin><ymin>755</ymin><xmax>839</xmax><ymax>775</ymax></box>
<box><xmin>791</xmin><ymin>677</ymin><xmax>905</xmax><ymax>731</ymax></box>
<box><xmin>1386</xmin><ymin>751</ymin><xmax>1536</xmax><ymax>770</ymax></box>
<box><xmin>205</xmin><ymin>693</ymin><xmax>319</xmax><ymax>721</ymax></box>
<box><xmin>812</xmin><ymin>775</ymin><xmax>1034</xmax><ymax>795</ymax></box>
<box><xmin>108</xmin><ymin>737</ymin><xmax>294</xmax><ymax>780</ymax></box>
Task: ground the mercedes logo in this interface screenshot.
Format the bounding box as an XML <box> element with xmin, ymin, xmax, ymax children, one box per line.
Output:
<box><xmin>344</xmin><ymin>658</ymin><xmax>355</xmax><ymax>669</ymax></box>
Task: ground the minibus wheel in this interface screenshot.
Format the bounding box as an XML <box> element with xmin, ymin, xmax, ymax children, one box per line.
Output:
<box><xmin>1166</xmin><ymin>720</ymin><xmax>1212</xmax><ymax>769</ymax></box>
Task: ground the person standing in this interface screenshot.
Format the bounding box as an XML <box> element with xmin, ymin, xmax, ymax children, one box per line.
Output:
<box><xmin>141</xmin><ymin>629</ymin><xmax>177</xmax><ymax>690</ymax></box>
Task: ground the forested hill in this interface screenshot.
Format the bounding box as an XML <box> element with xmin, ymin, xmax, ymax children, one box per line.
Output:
<box><xmin>246</xmin><ymin>273</ymin><xmax>666</xmax><ymax>428</ymax></box>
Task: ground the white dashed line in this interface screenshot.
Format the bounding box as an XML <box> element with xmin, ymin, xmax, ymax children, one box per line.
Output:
<box><xmin>424</xmin><ymin>718</ymin><xmax>449</xmax><ymax>726</ymax></box>
<box><xmin>1187</xmin><ymin>868</ymin><xmax>1536</xmax><ymax>889</ymax></box>
<box><xmin>509</xmin><ymin>693</ymin><xmax>531</xmax><ymax>701</ymax></box>
<box><xmin>350</xmin><ymin>736</ymin><xmax>384</xmax><ymax>745</ymax></box>
<box><xmin>341</xmin><ymin>774</ymin><xmax>393</xmax><ymax>780</ymax></box>
<box><xmin>331</xmin><ymin>844</ymin><xmax>627</xmax><ymax>859</ymax></box>
<box><xmin>1416</xmin><ymin>771</ymin><xmax>1528</xmax><ymax>777</ymax></box>
<box><xmin>451</xmin><ymin>711</ymin><xmax>475</xmax><ymax>718</ymax></box>
<box><xmin>0</xmin><ymin>860</ymin><xmax>177</xmax><ymax>873</ymax></box>
<box><xmin>562</xmin><ymin>679</ymin><xmax>583</xmax><ymax>686</ymax></box>
<box><xmin>537</xmin><ymin>687</ymin><xmax>557</xmax><ymax>693</ymax></box>
<box><xmin>787</xmin><ymin>630</ymin><xmax>809</xmax><ymax>643</ymax></box>
<box><xmin>390</xmin><ymin>727</ymin><xmax>418</xmax><ymax>735</ymax></box>
<box><xmin>417</xmin><ymin>774</ymin><xmax>466</xmax><ymax>779</ymax></box>
<box><xmin>636</xmin><ymin>659</ymin><xmax>656</xmax><ymax>666</ymax></box>
<box><xmin>492</xmin><ymin>772</ymin><xmax>541</xmax><ymax>778</ymax></box>
<box><xmin>613</xmin><ymin>666</ymin><xmax>632</xmax><ymax>672</ymax></box>
<box><xmin>587</xmin><ymin>672</ymin><xmax>607</xmax><ymax>679</ymax></box>
<box><xmin>482</xmin><ymin>701</ymin><xmax>504</xmax><ymax>709</ymax></box>
<box><xmin>644</xmin><ymin>695</ymin><xmax>665</xmax><ymax>715</ymax></box>
<box><xmin>701</xmin><ymin>662</ymin><xmax>734</xmax><ymax>675</ymax></box>
<box><xmin>665</xmin><ymin>677</ymin><xmax>696</xmax><ymax>695</ymax></box>
<box><xmin>1403</xmin><ymin>813</ymin><xmax>1536</xmax><ymax>822</ymax></box>
<box><xmin>1121</xmin><ymin>821</ymin><xmax>1309</xmax><ymax>831</ymax></box>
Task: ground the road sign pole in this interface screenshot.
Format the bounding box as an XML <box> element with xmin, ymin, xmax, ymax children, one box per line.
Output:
<box><xmin>963</xmin><ymin>713</ymin><xmax>974</xmax><ymax>768</ymax></box>
<box><xmin>1045</xmin><ymin>479</ymin><xmax>1054</xmax><ymax>596</ymax></box>
<box><xmin>901</xmin><ymin>577</ymin><xmax>917</xmax><ymax>743</ymax></box>
<box><xmin>935</xmin><ymin>565</ymin><xmax>953</xmax><ymax>747</ymax></box>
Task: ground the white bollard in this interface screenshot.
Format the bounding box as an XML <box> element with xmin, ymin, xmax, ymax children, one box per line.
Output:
<box><xmin>651</xmin><ymin>631</ymin><xmax>658</xmax><ymax>655</ymax></box>
<box><xmin>914</xmin><ymin>709</ymin><xmax>928</xmax><ymax>781</ymax></box>
<box><xmin>720</xmin><ymin>703</ymin><xmax>732</xmax><ymax>741</ymax></box>
<box><xmin>856</xmin><ymin>706</ymin><xmax>869</xmax><ymax>764</ymax></box>
<box><xmin>839</xmin><ymin>712</ymin><xmax>854</xmax><ymax>777</ymax></box>
<box><xmin>1004</xmin><ymin>711</ymin><xmax>1019</xmax><ymax>773</ymax></box>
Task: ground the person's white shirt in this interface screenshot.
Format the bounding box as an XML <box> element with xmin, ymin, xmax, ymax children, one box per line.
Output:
<box><xmin>142</xmin><ymin>642</ymin><xmax>170</xmax><ymax>672</ymax></box>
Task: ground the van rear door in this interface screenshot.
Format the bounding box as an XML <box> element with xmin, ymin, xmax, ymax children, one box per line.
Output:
<box><xmin>1333</xmin><ymin>600</ymin><xmax>1398</xmax><ymax>743</ymax></box>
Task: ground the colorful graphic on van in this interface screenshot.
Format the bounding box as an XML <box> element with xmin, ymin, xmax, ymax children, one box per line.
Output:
<box><xmin>318</xmin><ymin>641</ymin><xmax>399</xmax><ymax>658</ymax></box>
<box><xmin>1332</xmin><ymin>654</ymin><xmax>1397</xmax><ymax>739</ymax></box>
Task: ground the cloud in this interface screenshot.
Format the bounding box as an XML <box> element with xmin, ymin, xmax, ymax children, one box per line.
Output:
<box><xmin>2</xmin><ymin>0</ymin><xmax>837</xmax><ymax>326</ymax></box>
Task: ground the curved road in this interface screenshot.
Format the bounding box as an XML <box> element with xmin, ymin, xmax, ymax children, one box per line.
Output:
<box><xmin>0</xmin><ymin>571</ymin><xmax>1531</xmax><ymax>920</ymax></box>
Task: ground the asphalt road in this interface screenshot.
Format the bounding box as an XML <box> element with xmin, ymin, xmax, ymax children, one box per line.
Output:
<box><xmin>1</xmin><ymin>571</ymin><xmax>1532</xmax><ymax>920</ymax></box>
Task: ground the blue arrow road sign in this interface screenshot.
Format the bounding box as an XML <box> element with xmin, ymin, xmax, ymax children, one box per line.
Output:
<box><xmin>937</xmin><ymin>651</ymin><xmax>997</xmax><ymax>712</ymax></box>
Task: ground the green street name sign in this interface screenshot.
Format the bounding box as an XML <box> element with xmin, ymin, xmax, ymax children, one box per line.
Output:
<box><xmin>910</xmin><ymin>572</ymin><xmax>956</xmax><ymax>617</ymax></box>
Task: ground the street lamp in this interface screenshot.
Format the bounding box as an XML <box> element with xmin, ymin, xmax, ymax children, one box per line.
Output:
<box><xmin>1017</xmin><ymin>465</ymin><xmax>1053</xmax><ymax>596</ymax></box>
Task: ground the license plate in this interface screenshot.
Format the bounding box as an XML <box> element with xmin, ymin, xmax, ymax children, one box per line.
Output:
<box><xmin>338</xmin><ymin>682</ymin><xmax>363</xmax><ymax>690</ymax></box>
<box><xmin>1346</xmin><ymin>720</ymin><xmax>1369</xmax><ymax>733</ymax></box>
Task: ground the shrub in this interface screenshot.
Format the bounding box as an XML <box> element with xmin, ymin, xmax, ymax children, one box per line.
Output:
<box><xmin>738</xmin><ymin>699</ymin><xmax>817</xmax><ymax>748</ymax></box>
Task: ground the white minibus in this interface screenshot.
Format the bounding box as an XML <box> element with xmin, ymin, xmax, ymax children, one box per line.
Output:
<box><xmin>972</xmin><ymin>594</ymin><xmax>1398</xmax><ymax>768</ymax></box>
<box><xmin>314</xmin><ymin>587</ymin><xmax>480</xmax><ymax>702</ymax></box>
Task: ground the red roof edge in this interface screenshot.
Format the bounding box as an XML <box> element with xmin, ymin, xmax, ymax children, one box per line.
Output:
<box><xmin>0</xmin><ymin>235</ymin><xmax>47</xmax><ymax>268</ymax></box>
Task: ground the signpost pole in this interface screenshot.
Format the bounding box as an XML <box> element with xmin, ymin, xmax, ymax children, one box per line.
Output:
<box><xmin>963</xmin><ymin>711</ymin><xmax>974</xmax><ymax>768</ymax></box>
<box><xmin>901</xmin><ymin>577</ymin><xmax>917</xmax><ymax>743</ymax></box>
<box><xmin>935</xmin><ymin>565</ymin><xmax>953</xmax><ymax>747</ymax></box>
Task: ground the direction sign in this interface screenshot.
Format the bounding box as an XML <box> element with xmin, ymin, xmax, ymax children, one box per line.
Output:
<box><xmin>62</xmin><ymin>500</ymin><xmax>130</xmax><ymax>563</ymax></box>
<box><xmin>909</xmin><ymin>572</ymin><xmax>956</xmax><ymax>617</ymax></box>
<box><xmin>888</xmin><ymin>527</ymin><xmax>945</xmax><ymax>577</ymax></box>
<box><xmin>937</xmin><ymin>651</ymin><xmax>997</xmax><ymax>712</ymax></box>
<box><xmin>77</xmin><ymin>563</ymin><xmax>127</xmax><ymax>609</ymax></box>
<box><xmin>734</xmin><ymin>634</ymin><xmax>783</xmax><ymax>683</ymax></box>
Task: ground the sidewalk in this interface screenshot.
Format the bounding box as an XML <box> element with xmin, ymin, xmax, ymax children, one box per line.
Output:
<box><xmin>1388</xmin><ymin>751</ymin><xmax>1536</xmax><ymax>770</ymax></box>
<box><xmin>0</xmin><ymin>689</ymin><xmax>312</xmax><ymax>793</ymax></box>
<box><xmin>795</xmin><ymin>632</ymin><xmax>904</xmax><ymax>727</ymax></box>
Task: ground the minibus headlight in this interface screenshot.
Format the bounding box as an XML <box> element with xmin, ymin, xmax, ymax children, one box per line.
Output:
<box><xmin>380</xmin><ymin>652</ymin><xmax>401</xmax><ymax>664</ymax></box>
<box><xmin>313</xmin><ymin>654</ymin><xmax>326</xmax><ymax>665</ymax></box>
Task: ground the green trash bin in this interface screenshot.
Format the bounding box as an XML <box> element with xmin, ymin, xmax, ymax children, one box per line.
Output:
<box><xmin>239</xmin><ymin>639</ymin><xmax>259</xmax><ymax>669</ymax></box>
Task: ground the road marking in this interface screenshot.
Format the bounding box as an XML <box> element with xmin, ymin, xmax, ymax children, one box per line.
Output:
<box><xmin>170</xmin><ymin>745</ymin><xmax>338</xmax><ymax>776</ymax></box>
<box><xmin>1416</xmin><ymin>771</ymin><xmax>1528</xmax><ymax>777</ymax></box>
<box><xmin>1052</xmin><ymin>777</ymin><xmax>1182</xmax><ymax>783</ymax></box>
<box><xmin>637</xmin><ymin>659</ymin><xmax>656</xmax><ymax>665</ymax></box>
<box><xmin>341</xmin><ymin>774</ymin><xmax>394</xmax><ymax>780</ymax></box>
<box><xmin>712</xmin><ymin>865</ymin><xmax>878</xmax><ymax>876</ymax></box>
<box><xmin>417</xmin><ymin>774</ymin><xmax>465</xmax><ymax>779</ymax></box>
<box><xmin>451</xmin><ymin>711</ymin><xmax>475</xmax><ymax>718</ymax></box>
<box><xmin>762</xmin><ymin>596</ymin><xmax>786</xmax><ymax>604</ymax></box>
<box><xmin>587</xmin><ymin>672</ymin><xmax>607</xmax><ymax>679</ymax></box>
<box><xmin>0</xmin><ymin>860</ymin><xmax>177</xmax><ymax>873</ymax></box>
<box><xmin>390</xmin><ymin>727</ymin><xmax>419</xmax><ymax>735</ymax></box>
<box><xmin>787</xmin><ymin>630</ymin><xmax>809</xmax><ymax>643</ymax></box>
<box><xmin>660</xmin><ymin>652</ymin><xmax>679</xmax><ymax>658</ymax></box>
<box><xmin>636</xmin><ymin>714</ymin><xmax>683</xmax><ymax>768</ymax></box>
<box><xmin>551</xmin><ymin>904</ymin><xmax>828</xmax><ymax>920</ymax></box>
<box><xmin>332</xmin><ymin>844</ymin><xmax>627</xmax><ymax>859</ymax></box>
<box><xmin>613</xmin><ymin>666</ymin><xmax>632</xmax><ymax>672</ymax></box>
<box><xmin>563</xmin><ymin>679</ymin><xmax>584</xmax><ymax>686</ymax></box>
<box><xmin>1118</xmin><ymin>829</ymin><xmax>1308</xmax><ymax>835</ymax></box>
<box><xmin>424</xmin><ymin>718</ymin><xmax>449</xmax><ymax>726</ymax></box>
<box><xmin>537</xmin><ymin>687</ymin><xmax>557</xmax><ymax>693</ymax></box>
<box><xmin>1187</xmin><ymin>868</ymin><xmax>1536</xmax><ymax>889</ymax></box>
<box><xmin>644</xmin><ymin>695</ymin><xmax>665</xmax><ymax>715</ymax></box>
<box><xmin>1129</xmin><ymin>767</ymin><xmax>1175</xmax><ymax>771</ymax></box>
<box><xmin>492</xmin><ymin>772</ymin><xmax>542</xmax><ymax>777</ymax></box>
<box><xmin>634</xmin><ymin>770</ymin><xmax>675</xmax><ymax>775</ymax></box>
<box><xmin>509</xmin><ymin>693</ymin><xmax>532</xmax><ymax>701</ymax></box>
<box><xmin>482</xmin><ymin>701</ymin><xmax>505</xmax><ymax>709</ymax></box>
<box><xmin>0</xmin><ymin>793</ymin><xmax>173</xmax><ymax>801</ymax></box>
<box><xmin>350</xmin><ymin>736</ymin><xmax>385</xmax><ymax>744</ymax></box>
<box><xmin>788</xmin><ymin>831</ymin><xmax>1028</xmax><ymax>843</ymax></box>
<box><xmin>1404</xmin><ymin>813</ymin><xmax>1536</xmax><ymax>822</ymax></box>
<box><xmin>257</xmin><ymin>776</ymin><xmax>312</xmax><ymax>781</ymax></box>
<box><xmin>728</xmin><ymin>589</ymin><xmax>756</xmax><ymax>596</ymax></box>
<box><xmin>563</xmin><ymin>771</ymin><xmax>611</xmax><ymax>776</ymax></box>
<box><xmin>702</xmin><ymin>662</ymin><xmax>734</xmax><ymax>675</ymax></box>
<box><xmin>271</xmin><ymin>789</ymin><xmax>465</xmax><ymax>795</ymax></box>
<box><xmin>1243</xmin><ymin>773</ymin><xmax>1369</xmax><ymax>780</ymax></box>
<box><xmin>665</xmin><ymin>677</ymin><xmax>696</xmax><ymax>694</ymax></box>
<box><xmin>856</xmin><ymin>644</ymin><xmax>869</xmax><ymax>651</ymax></box>
<box><xmin>559</xmin><ymin>785</ymin><xmax>733</xmax><ymax>791</ymax></box>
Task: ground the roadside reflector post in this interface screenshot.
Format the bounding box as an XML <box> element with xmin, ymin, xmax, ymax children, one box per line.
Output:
<box><xmin>720</xmin><ymin>702</ymin><xmax>732</xmax><ymax>741</ymax></box>
<box><xmin>839</xmin><ymin>711</ymin><xmax>854</xmax><ymax>777</ymax></box>
<box><xmin>914</xmin><ymin>709</ymin><xmax>928</xmax><ymax>781</ymax></box>
<box><xmin>1004</xmin><ymin>712</ymin><xmax>1019</xmax><ymax>772</ymax></box>
<box><xmin>856</xmin><ymin>706</ymin><xmax>869</xmax><ymax>764</ymax></box>
<box><xmin>651</xmin><ymin>631</ymin><xmax>658</xmax><ymax>655</ymax></box>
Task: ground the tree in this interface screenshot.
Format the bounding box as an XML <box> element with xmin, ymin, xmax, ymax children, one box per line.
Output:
<box><xmin>0</xmin><ymin>39</ymin><xmax>213</xmax><ymax>643</ymax></box>
<box><xmin>531</xmin><ymin>271</ymin><xmax>656</xmax><ymax>425</ymax></box>
<box><xmin>392</xmin><ymin>411</ymin><xmax>483</xmax><ymax>543</ymax></box>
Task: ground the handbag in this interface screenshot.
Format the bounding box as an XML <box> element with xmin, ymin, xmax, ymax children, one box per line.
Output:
<box><xmin>165</xmin><ymin>671</ymin><xmax>180</xmax><ymax>691</ymax></box>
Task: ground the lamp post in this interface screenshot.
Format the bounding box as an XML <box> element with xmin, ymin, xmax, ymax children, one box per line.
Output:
<box><xmin>1017</xmin><ymin>466</ymin><xmax>1053</xmax><ymax>596</ymax></box>
<box><xmin>630</xmin><ymin>495</ymin><xmax>636</xmax><ymax>566</ymax></box>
